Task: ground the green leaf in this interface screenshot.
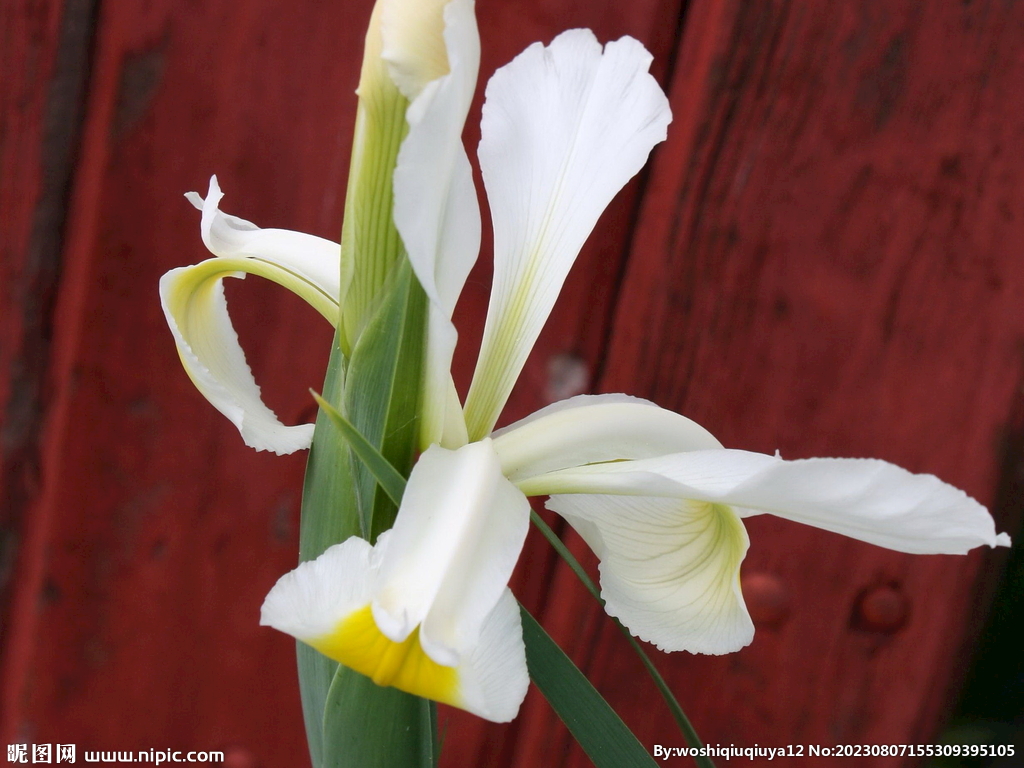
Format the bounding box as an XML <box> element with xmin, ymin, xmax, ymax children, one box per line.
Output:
<box><xmin>297</xmin><ymin>339</ymin><xmax>356</xmax><ymax>768</ymax></box>
<box><xmin>342</xmin><ymin>257</ymin><xmax>426</xmax><ymax>543</ymax></box>
<box><xmin>311</xmin><ymin>392</ymin><xmax>406</xmax><ymax>509</ymax></box>
<box><xmin>322</xmin><ymin>667</ymin><xmax>436</xmax><ymax>768</ymax></box>
<box><xmin>520</xmin><ymin>605</ymin><xmax>659</xmax><ymax>768</ymax></box>
<box><xmin>338</xmin><ymin>62</ymin><xmax>409</xmax><ymax>354</ymax></box>
<box><xmin>296</xmin><ymin>257</ymin><xmax>433</xmax><ymax>768</ymax></box>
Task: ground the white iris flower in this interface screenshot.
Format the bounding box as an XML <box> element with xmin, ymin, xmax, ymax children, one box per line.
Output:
<box><xmin>161</xmin><ymin>0</ymin><xmax>1010</xmax><ymax>723</ymax></box>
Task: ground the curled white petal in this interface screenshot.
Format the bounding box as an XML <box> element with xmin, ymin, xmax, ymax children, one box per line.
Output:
<box><xmin>372</xmin><ymin>438</ymin><xmax>531</xmax><ymax>664</ymax></box>
<box><xmin>492</xmin><ymin>393</ymin><xmax>722</xmax><ymax>482</ymax></box>
<box><xmin>391</xmin><ymin>0</ymin><xmax>481</xmax><ymax>447</ymax></box>
<box><xmin>190</xmin><ymin>176</ymin><xmax>341</xmax><ymax>300</ymax></box>
<box><xmin>532</xmin><ymin>449</ymin><xmax>1011</xmax><ymax>555</ymax></box>
<box><xmin>463</xmin><ymin>30</ymin><xmax>672</xmax><ymax>439</ymax></box>
<box><xmin>548</xmin><ymin>494</ymin><xmax>753</xmax><ymax>654</ymax></box>
<box><xmin>160</xmin><ymin>179</ymin><xmax>341</xmax><ymax>454</ymax></box>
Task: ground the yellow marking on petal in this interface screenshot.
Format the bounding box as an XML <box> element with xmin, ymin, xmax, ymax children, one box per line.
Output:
<box><xmin>310</xmin><ymin>605</ymin><xmax>461</xmax><ymax>706</ymax></box>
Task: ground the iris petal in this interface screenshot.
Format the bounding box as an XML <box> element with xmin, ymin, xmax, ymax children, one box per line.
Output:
<box><xmin>372</xmin><ymin>439</ymin><xmax>531</xmax><ymax>665</ymax></box>
<box><xmin>391</xmin><ymin>0</ymin><xmax>481</xmax><ymax>447</ymax></box>
<box><xmin>530</xmin><ymin>449</ymin><xmax>1011</xmax><ymax>554</ymax></box>
<box><xmin>464</xmin><ymin>30</ymin><xmax>672</xmax><ymax>439</ymax></box>
<box><xmin>159</xmin><ymin>178</ymin><xmax>340</xmax><ymax>454</ymax></box>
<box><xmin>160</xmin><ymin>180</ymin><xmax>339</xmax><ymax>456</ymax></box>
<box><xmin>492</xmin><ymin>393</ymin><xmax>722</xmax><ymax>482</ymax></box>
<box><xmin>548</xmin><ymin>494</ymin><xmax>753</xmax><ymax>654</ymax></box>
<box><xmin>260</xmin><ymin>519</ymin><xmax>529</xmax><ymax>721</ymax></box>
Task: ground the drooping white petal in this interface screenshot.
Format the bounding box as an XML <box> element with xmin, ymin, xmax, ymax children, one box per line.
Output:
<box><xmin>160</xmin><ymin>180</ymin><xmax>341</xmax><ymax>454</ymax></box>
<box><xmin>260</xmin><ymin>535</ymin><xmax>529</xmax><ymax>723</ymax></box>
<box><xmin>548</xmin><ymin>494</ymin><xmax>753</xmax><ymax>654</ymax></box>
<box><xmin>190</xmin><ymin>176</ymin><xmax>341</xmax><ymax>300</ymax></box>
<box><xmin>463</xmin><ymin>30</ymin><xmax>672</xmax><ymax>439</ymax></box>
<box><xmin>491</xmin><ymin>393</ymin><xmax>722</xmax><ymax>482</ymax></box>
<box><xmin>391</xmin><ymin>0</ymin><xmax>481</xmax><ymax>448</ymax></box>
<box><xmin>456</xmin><ymin>588</ymin><xmax>530</xmax><ymax>722</ymax></box>
<box><xmin>260</xmin><ymin>536</ymin><xmax>378</xmax><ymax>641</ymax></box>
<box><xmin>371</xmin><ymin>439</ymin><xmax>531</xmax><ymax>665</ymax></box>
<box><xmin>531</xmin><ymin>450</ymin><xmax>1011</xmax><ymax>554</ymax></box>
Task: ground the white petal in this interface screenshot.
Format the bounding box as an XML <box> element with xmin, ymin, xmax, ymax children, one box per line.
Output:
<box><xmin>440</xmin><ymin>374</ymin><xmax>471</xmax><ymax>449</ymax></box>
<box><xmin>191</xmin><ymin>176</ymin><xmax>341</xmax><ymax>300</ymax></box>
<box><xmin>548</xmin><ymin>494</ymin><xmax>753</xmax><ymax>654</ymax></box>
<box><xmin>262</xmin><ymin>537</ymin><xmax>528</xmax><ymax>723</ymax></box>
<box><xmin>492</xmin><ymin>393</ymin><xmax>722</xmax><ymax>482</ymax></box>
<box><xmin>454</xmin><ymin>589</ymin><xmax>530</xmax><ymax>722</ymax></box>
<box><xmin>391</xmin><ymin>0</ymin><xmax>481</xmax><ymax>447</ymax></box>
<box><xmin>371</xmin><ymin>439</ymin><xmax>531</xmax><ymax>665</ymax></box>
<box><xmin>161</xmin><ymin>178</ymin><xmax>343</xmax><ymax>454</ymax></box>
<box><xmin>535</xmin><ymin>450</ymin><xmax>1011</xmax><ymax>555</ymax></box>
<box><xmin>381</xmin><ymin>0</ymin><xmax>456</xmax><ymax>101</ymax></box>
<box><xmin>463</xmin><ymin>31</ymin><xmax>672</xmax><ymax>439</ymax></box>
<box><xmin>260</xmin><ymin>536</ymin><xmax>378</xmax><ymax>641</ymax></box>
<box><xmin>159</xmin><ymin>258</ymin><xmax>334</xmax><ymax>455</ymax></box>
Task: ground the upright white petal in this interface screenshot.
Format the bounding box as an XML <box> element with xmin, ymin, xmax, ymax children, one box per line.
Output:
<box><xmin>531</xmin><ymin>450</ymin><xmax>1011</xmax><ymax>554</ymax></box>
<box><xmin>548</xmin><ymin>494</ymin><xmax>753</xmax><ymax>654</ymax></box>
<box><xmin>160</xmin><ymin>179</ymin><xmax>341</xmax><ymax>454</ymax></box>
<box><xmin>391</xmin><ymin>0</ymin><xmax>481</xmax><ymax>447</ymax></box>
<box><xmin>372</xmin><ymin>439</ymin><xmax>531</xmax><ymax>665</ymax></box>
<box><xmin>463</xmin><ymin>30</ymin><xmax>672</xmax><ymax>439</ymax></box>
<box><xmin>491</xmin><ymin>393</ymin><xmax>722</xmax><ymax>482</ymax></box>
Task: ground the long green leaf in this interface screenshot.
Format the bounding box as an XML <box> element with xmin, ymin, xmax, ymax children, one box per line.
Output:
<box><xmin>318</xmin><ymin>257</ymin><xmax>433</xmax><ymax>768</ymax></box>
<box><xmin>297</xmin><ymin>257</ymin><xmax>434</xmax><ymax>768</ymax></box>
<box><xmin>311</xmin><ymin>392</ymin><xmax>406</xmax><ymax>508</ymax></box>
<box><xmin>297</xmin><ymin>339</ymin><xmax>355</xmax><ymax>768</ymax></box>
<box><xmin>520</xmin><ymin>605</ymin><xmax>659</xmax><ymax>768</ymax></box>
<box><xmin>342</xmin><ymin>257</ymin><xmax>426</xmax><ymax>542</ymax></box>
<box><xmin>322</xmin><ymin>667</ymin><xmax>436</xmax><ymax>768</ymax></box>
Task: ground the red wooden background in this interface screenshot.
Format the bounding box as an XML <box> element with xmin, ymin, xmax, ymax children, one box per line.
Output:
<box><xmin>3</xmin><ymin>0</ymin><xmax>1022</xmax><ymax>766</ymax></box>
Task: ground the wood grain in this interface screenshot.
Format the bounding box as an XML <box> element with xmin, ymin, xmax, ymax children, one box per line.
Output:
<box><xmin>2</xmin><ymin>0</ymin><xmax>1021</xmax><ymax>765</ymax></box>
<box><xmin>536</xmin><ymin>1</ymin><xmax>1024</xmax><ymax>765</ymax></box>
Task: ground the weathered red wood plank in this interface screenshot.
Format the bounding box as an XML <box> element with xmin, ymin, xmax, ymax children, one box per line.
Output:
<box><xmin>0</xmin><ymin>0</ymin><xmax>87</xmax><ymax>733</ymax></box>
<box><xmin>3</xmin><ymin>0</ymin><xmax>363</xmax><ymax>760</ymax></box>
<box><xmin>8</xmin><ymin>0</ymin><xmax>1021</xmax><ymax>764</ymax></box>
<box><xmin>532</xmin><ymin>1</ymin><xmax>1024</xmax><ymax>765</ymax></box>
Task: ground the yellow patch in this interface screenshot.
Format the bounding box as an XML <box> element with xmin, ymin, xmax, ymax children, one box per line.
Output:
<box><xmin>311</xmin><ymin>605</ymin><xmax>461</xmax><ymax>707</ymax></box>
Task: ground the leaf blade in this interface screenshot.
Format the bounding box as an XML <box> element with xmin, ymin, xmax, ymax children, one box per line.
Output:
<box><xmin>322</xmin><ymin>666</ymin><xmax>435</xmax><ymax>768</ymax></box>
<box><xmin>311</xmin><ymin>391</ymin><xmax>407</xmax><ymax>508</ymax></box>
<box><xmin>297</xmin><ymin>339</ymin><xmax>355</xmax><ymax>767</ymax></box>
<box><xmin>520</xmin><ymin>604</ymin><xmax>659</xmax><ymax>768</ymax></box>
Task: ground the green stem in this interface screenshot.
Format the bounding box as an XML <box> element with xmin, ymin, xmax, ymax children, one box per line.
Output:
<box><xmin>528</xmin><ymin>510</ymin><xmax>715</xmax><ymax>768</ymax></box>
